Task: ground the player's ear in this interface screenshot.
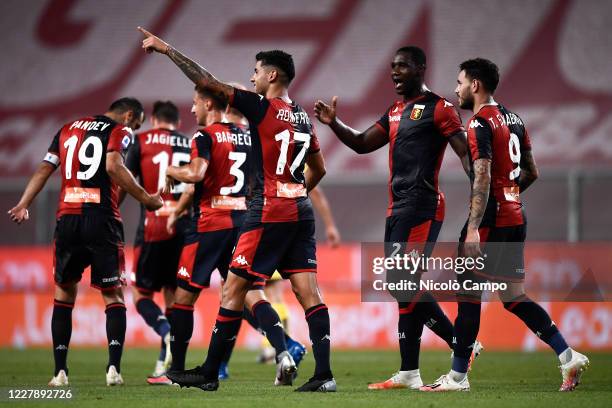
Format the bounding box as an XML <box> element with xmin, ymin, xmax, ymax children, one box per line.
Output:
<box><xmin>268</xmin><ymin>68</ymin><xmax>278</xmax><ymax>83</ymax></box>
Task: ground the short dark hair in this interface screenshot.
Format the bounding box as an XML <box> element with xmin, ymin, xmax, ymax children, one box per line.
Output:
<box><xmin>152</xmin><ymin>100</ymin><xmax>179</xmax><ymax>124</ymax></box>
<box><xmin>256</xmin><ymin>50</ymin><xmax>295</xmax><ymax>84</ymax></box>
<box><xmin>396</xmin><ymin>46</ymin><xmax>426</xmax><ymax>67</ymax></box>
<box><xmin>459</xmin><ymin>58</ymin><xmax>500</xmax><ymax>93</ymax></box>
<box><xmin>108</xmin><ymin>97</ymin><xmax>144</xmax><ymax>118</ymax></box>
<box><xmin>195</xmin><ymin>85</ymin><xmax>228</xmax><ymax>110</ymax></box>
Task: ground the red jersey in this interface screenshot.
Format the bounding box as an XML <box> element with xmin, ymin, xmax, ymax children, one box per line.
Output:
<box><xmin>191</xmin><ymin>122</ymin><xmax>252</xmax><ymax>232</ymax></box>
<box><xmin>229</xmin><ymin>89</ymin><xmax>320</xmax><ymax>223</ymax></box>
<box><xmin>44</xmin><ymin>115</ymin><xmax>133</xmax><ymax>220</ymax></box>
<box><xmin>125</xmin><ymin>128</ymin><xmax>191</xmax><ymax>242</ymax></box>
<box><xmin>467</xmin><ymin>103</ymin><xmax>532</xmax><ymax>227</ymax></box>
<box><xmin>376</xmin><ymin>91</ymin><xmax>465</xmax><ymax>219</ymax></box>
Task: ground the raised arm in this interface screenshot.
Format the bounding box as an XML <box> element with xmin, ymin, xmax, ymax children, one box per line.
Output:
<box><xmin>138</xmin><ymin>27</ymin><xmax>233</xmax><ymax>99</ymax></box>
<box><xmin>314</xmin><ymin>96</ymin><xmax>388</xmax><ymax>154</ymax></box>
<box><xmin>106</xmin><ymin>151</ymin><xmax>163</xmax><ymax>211</ymax></box>
<box><xmin>464</xmin><ymin>158</ymin><xmax>491</xmax><ymax>258</ymax></box>
<box><xmin>518</xmin><ymin>150</ymin><xmax>538</xmax><ymax>193</ymax></box>
<box><xmin>8</xmin><ymin>162</ymin><xmax>56</xmax><ymax>224</ymax></box>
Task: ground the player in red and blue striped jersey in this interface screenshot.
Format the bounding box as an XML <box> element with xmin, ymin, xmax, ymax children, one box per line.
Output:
<box><xmin>124</xmin><ymin>101</ymin><xmax>191</xmax><ymax>381</ymax></box>
<box><xmin>139</xmin><ymin>27</ymin><xmax>334</xmax><ymax>392</ymax></box>
<box><xmin>315</xmin><ymin>46</ymin><xmax>471</xmax><ymax>390</ymax></box>
<box><xmin>8</xmin><ymin>98</ymin><xmax>162</xmax><ymax>387</ymax></box>
<box><xmin>421</xmin><ymin>58</ymin><xmax>589</xmax><ymax>392</ymax></box>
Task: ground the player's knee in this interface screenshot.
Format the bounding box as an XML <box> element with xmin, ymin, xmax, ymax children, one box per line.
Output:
<box><xmin>101</xmin><ymin>287</ymin><xmax>124</xmax><ymax>305</ymax></box>
<box><xmin>54</xmin><ymin>283</ymin><xmax>78</xmax><ymax>303</ymax></box>
<box><xmin>291</xmin><ymin>283</ymin><xmax>322</xmax><ymax>310</ymax></box>
<box><xmin>174</xmin><ymin>288</ymin><xmax>197</xmax><ymax>306</ymax></box>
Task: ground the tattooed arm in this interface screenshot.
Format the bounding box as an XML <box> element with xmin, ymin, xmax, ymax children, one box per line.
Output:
<box><xmin>138</xmin><ymin>27</ymin><xmax>233</xmax><ymax>98</ymax></box>
<box><xmin>464</xmin><ymin>158</ymin><xmax>491</xmax><ymax>257</ymax></box>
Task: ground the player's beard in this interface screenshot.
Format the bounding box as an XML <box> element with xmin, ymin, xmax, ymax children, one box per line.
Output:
<box><xmin>459</xmin><ymin>94</ymin><xmax>474</xmax><ymax>110</ymax></box>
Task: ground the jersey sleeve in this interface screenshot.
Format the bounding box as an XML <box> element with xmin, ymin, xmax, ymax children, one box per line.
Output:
<box><xmin>107</xmin><ymin>125</ymin><xmax>133</xmax><ymax>157</ymax></box>
<box><xmin>230</xmin><ymin>88</ymin><xmax>270</xmax><ymax>125</ymax></box>
<box><xmin>433</xmin><ymin>99</ymin><xmax>465</xmax><ymax>138</ymax></box>
<box><xmin>374</xmin><ymin>107</ymin><xmax>391</xmax><ymax>136</ymax></box>
<box><xmin>191</xmin><ymin>131</ymin><xmax>213</xmax><ymax>161</ymax></box>
<box><xmin>124</xmin><ymin>134</ymin><xmax>141</xmax><ymax>178</ymax></box>
<box><xmin>43</xmin><ymin>129</ymin><xmax>62</xmax><ymax>167</ymax></box>
<box><xmin>467</xmin><ymin>117</ymin><xmax>492</xmax><ymax>161</ymax></box>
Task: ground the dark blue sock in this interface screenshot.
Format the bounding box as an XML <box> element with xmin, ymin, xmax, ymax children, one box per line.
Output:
<box><xmin>136</xmin><ymin>298</ymin><xmax>170</xmax><ymax>337</ymax></box>
<box><xmin>158</xmin><ymin>308</ymin><xmax>172</xmax><ymax>361</ymax></box>
<box><xmin>415</xmin><ymin>292</ymin><xmax>454</xmax><ymax>349</ymax></box>
<box><xmin>252</xmin><ymin>300</ymin><xmax>287</xmax><ymax>357</ymax></box>
<box><xmin>170</xmin><ymin>304</ymin><xmax>194</xmax><ymax>371</ymax></box>
<box><xmin>51</xmin><ymin>300</ymin><xmax>73</xmax><ymax>375</ymax></box>
<box><xmin>504</xmin><ymin>295</ymin><xmax>569</xmax><ymax>355</ymax></box>
<box><xmin>305</xmin><ymin>304</ymin><xmax>332</xmax><ymax>378</ymax></box>
<box><xmin>452</xmin><ymin>301</ymin><xmax>481</xmax><ymax>374</ymax></box>
<box><xmin>398</xmin><ymin>302</ymin><xmax>424</xmax><ymax>371</ymax></box>
<box><xmin>201</xmin><ymin>308</ymin><xmax>242</xmax><ymax>379</ymax></box>
<box><xmin>105</xmin><ymin>303</ymin><xmax>127</xmax><ymax>373</ymax></box>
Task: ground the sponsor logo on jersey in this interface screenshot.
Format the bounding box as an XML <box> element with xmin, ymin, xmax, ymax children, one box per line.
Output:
<box><xmin>469</xmin><ymin>119</ymin><xmax>483</xmax><ymax>129</ymax></box>
<box><xmin>63</xmin><ymin>187</ymin><xmax>101</xmax><ymax>204</ymax></box>
<box><xmin>233</xmin><ymin>255</ymin><xmax>249</xmax><ymax>267</ymax></box>
<box><xmin>211</xmin><ymin>195</ymin><xmax>247</xmax><ymax>210</ymax></box>
<box><xmin>410</xmin><ymin>104</ymin><xmax>425</xmax><ymax>120</ymax></box>
<box><xmin>276</xmin><ymin>181</ymin><xmax>307</xmax><ymax>198</ymax></box>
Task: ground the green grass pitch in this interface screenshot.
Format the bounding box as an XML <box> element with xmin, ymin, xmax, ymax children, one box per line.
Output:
<box><xmin>1</xmin><ymin>348</ymin><xmax>611</xmax><ymax>407</ymax></box>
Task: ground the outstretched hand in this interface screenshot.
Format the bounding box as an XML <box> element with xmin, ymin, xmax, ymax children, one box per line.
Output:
<box><xmin>314</xmin><ymin>96</ymin><xmax>338</xmax><ymax>125</ymax></box>
<box><xmin>7</xmin><ymin>204</ymin><xmax>29</xmax><ymax>225</ymax></box>
<box><xmin>137</xmin><ymin>26</ymin><xmax>170</xmax><ymax>54</ymax></box>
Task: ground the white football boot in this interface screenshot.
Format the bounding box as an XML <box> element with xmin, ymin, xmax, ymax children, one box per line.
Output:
<box><xmin>106</xmin><ymin>365</ymin><xmax>124</xmax><ymax>386</ymax></box>
<box><xmin>420</xmin><ymin>373</ymin><xmax>470</xmax><ymax>392</ymax></box>
<box><xmin>559</xmin><ymin>350</ymin><xmax>589</xmax><ymax>391</ymax></box>
<box><xmin>274</xmin><ymin>351</ymin><xmax>297</xmax><ymax>386</ymax></box>
<box><xmin>368</xmin><ymin>370</ymin><xmax>423</xmax><ymax>390</ymax></box>
<box><xmin>48</xmin><ymin>370</ymin><xmax>69</xmax><ymax>387</ymax></box>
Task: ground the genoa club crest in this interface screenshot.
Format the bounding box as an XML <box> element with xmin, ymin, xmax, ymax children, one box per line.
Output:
<box><xmin>410</xmin><ymin>104</ymin><xmax>425</xmax><ymax>120</ymax></box>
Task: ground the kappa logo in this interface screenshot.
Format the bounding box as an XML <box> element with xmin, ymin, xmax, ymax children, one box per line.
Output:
<box><xmin>109</xmin><ymin>339</ymin><xmax>121</xmax><ymax>346</ymax></box>
<box><xmin>55</xmin><ymin>344</ymin><xmax>68</xmax><ymax>351</ymax></box>
<box><xmin>392</xmin><ymin>105</ymin><xmax>400</xmax><ymax>113</ymax></box>
<box><xmin>226</xmin><ymin>335</ymin><xmax>237</xmax><ymax>342</ymax></box>
<box><xmin>274</xmin><ymin>321</ymin><xmax>284</xmax><ymax>328</ymax></box>
<box><xmin>178</xmin><ymin>266</ymin><xmax>190</xmax><ymax>279</ymax></box>
<box><xmin>469</xmin><ymin>120</ymin><xmax>483</xmax><ymax>129</ymax></box>
<box><xmin>321</xmin><ymin>334</ymin><xmax>331</xmax><ymax>341</ymax></box>
<box><xmin>233</xmin><ymin>254</ymin><xmax>249</xmax><ymax>266</ymax></box>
